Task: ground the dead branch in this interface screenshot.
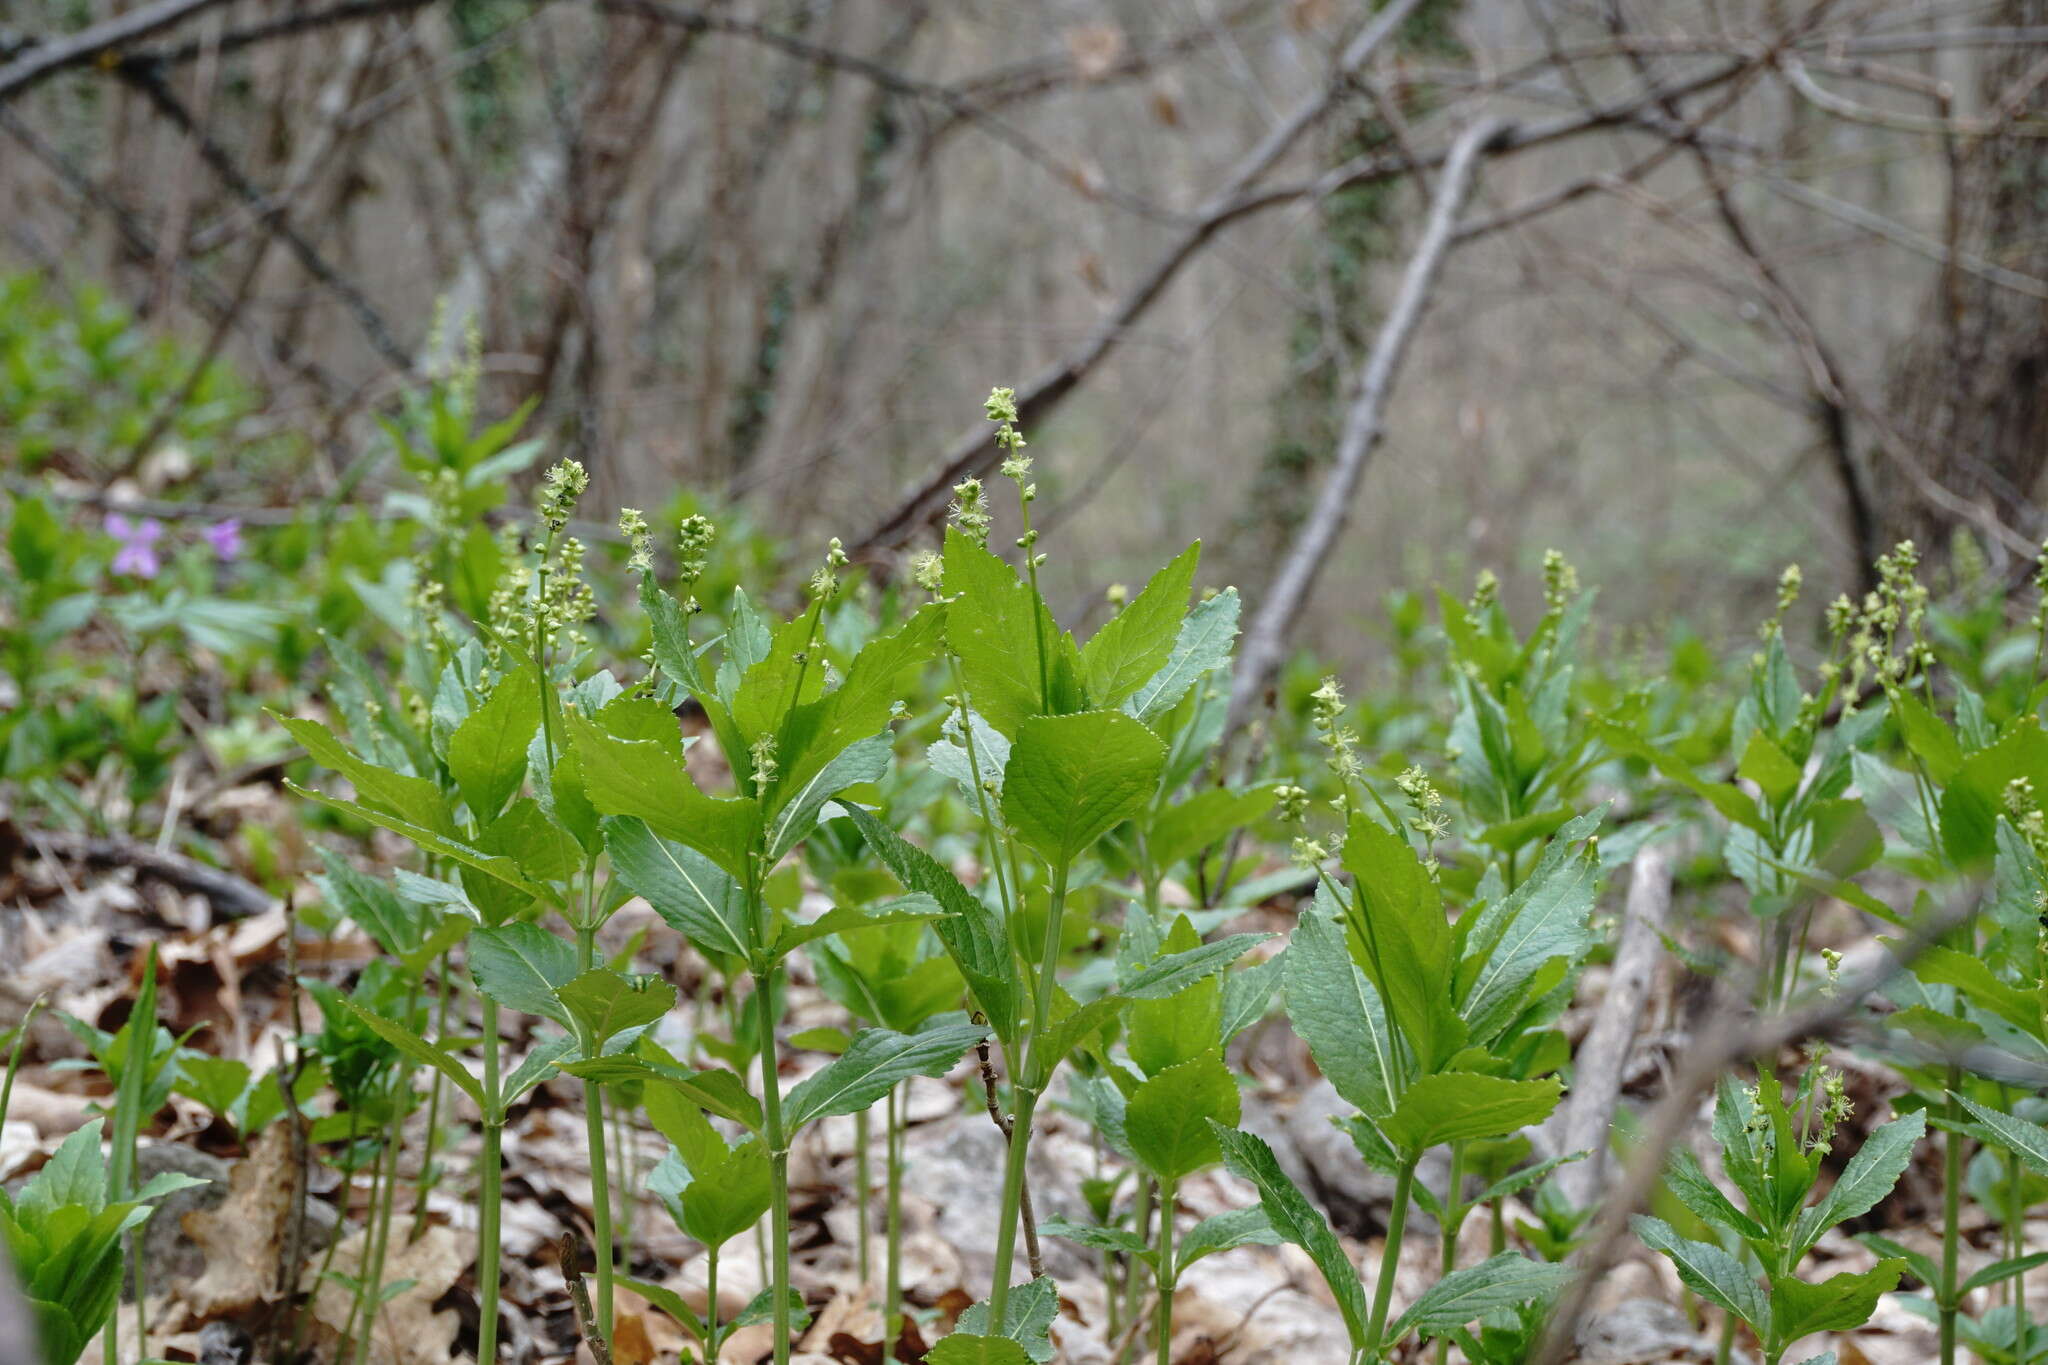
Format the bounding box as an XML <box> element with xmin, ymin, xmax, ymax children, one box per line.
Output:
<box><xmin>18</xmin><ymin>827</ymin><xmax>275</xmax><ymax>921</ymax></box>
<box><xmin>1225</xmin><ymin>115</ymin><xmax>1510</xmax><ymax>739</ymax></box>
<box><xmin>0</xmin><ymin>0</ymin><xmax>234</xmax><ymax>103</ymax></box>
<box><xmin>1551</xmin><ymin>843</ymin><xmax>1672</xmax><ymax>1209</ymax></box>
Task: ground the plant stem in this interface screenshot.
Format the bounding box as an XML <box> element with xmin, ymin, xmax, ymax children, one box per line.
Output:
<box><xmin>355</xmin><ymin>1113</ymin><xmax>402</xmax><ymax>1365</ymax></box>
<box><xmin>855</xmin><ymin>1106</ymin><xmax>872</xmax><ymax>1290</ymax></box>
<box><xmin>705</xmin><ymin>1244</ymin><xmax>721</xmax><ymax>1365</ymax></box>
<box><xmin>1941</xmin><ymin>1070</ymin><xmax>1963</xmax><ymax>1365</ymax></box>
<box><xmin>1122</xmin><ymin>1176</ymin><xmax>1155</xmax><ymax>1336</ymax></box>
<box><xmin>885</xmin><ymin>1084</ymin><xmax>905</xmax><ymax>1364</ymax></box>
<box><xmin>478</xmin><ymin>997</ymin><xmax>505</xmax><ymax>1365</ymax></box>
<box><xmin>1435</xmin><ymin>1142</ymin><xmax>1465</xmax><ymax>1365</ymax></box>
<box><xmin>577</xmin><ymin>923</ymin><xmax>615</xmax><ymax>1346</ymax></box>
<box><xmin>413</xmin><ymin>952</ymin><xmax>452</xmax><ymax>1242</ymax></box>
<box><xmin>1363</xmin><ymin>1156</ymin><xmax>1419</xmax><ymax>1361</ymax></box>
<box><xmin>991</xmin><ymin>862</ymin><xmax>1071</xmax><ymax>1324</ymax></box>
<box><xmin>1154</xmin><ymin>1176</ymin><xmax>1178</xmax><ymax>1365</ymax></box>
<box><xmin>752</xmin><ymin>968</ymin><xmax>794</xmax><ymax>1365</ymax></box>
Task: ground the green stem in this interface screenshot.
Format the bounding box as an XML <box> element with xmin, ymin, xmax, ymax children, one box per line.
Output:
<box><xmin>1154</xmin><ymin>1176</ymin><xmax>1179</xmax><ymax>1365</ymax></box>
<box><xmin>355</xmin><ymin>1113</ymin><xmax>402</xmax><ymax>1365</ymax></box>
<box><xmin>1363</xmin><ymin>1156</ymin><xmax>1419</xmax><ymax>1361</ymax></box>
<box><xmin>1123</xmin><ymin>1176</ymin><xmax>1154</xmax><ymax>1336</ymax></box>
<box><xmin>478</xmin><ymin>998</ymin><xmax>505</xmax><ymax>1365</ymax></box>
<box><xmin>885</xmin><ymin>1084</ymin><xmax>905</xmax><ymax>1364</ymax></box>
<box><xmin>613</xmin><ymin>1101</ymin><xmax>635</xmax><ymax>1282</ymax></box>
<box><xmin>991</xmin><ymin>863</ymin><xmax>1071</xmax><ymax>1324</ymax></box>
<box><xmin>705</xmin><ymin>1244</ymin><xmax>721</xmax><ymax>1364</ymax></box>
<box><xmin>1941</xmin><ymin>1071</ymin><xmax>1963</xmax><ymax>1365</ymax></box>
<box><xmin>855</xmin><ymin>1106</ymin><xmax>872</xmax><ymax>1291</ymax></box>
<box><xmin>1488</xmin><ymin>1199</ymin><xmax>1505</xmax><ymax>1256</ymax></box>
<box><xmin>577</xmin><ymin>923</ymin><xmax>615</xmax><ymax>1346</ymax></box>
<box><xmin>1436</xmin><ymin>1143</ymin><xmax>1466</xmax><ymax>1365</ymax></box>
<box><xmin>413</xmin><ymin>955</ymin><xmax>453</xmax><ymax>1242</ymax></box>
<box><xmin>753</xmin><ymin>969</ymin><xmax>794</xmax><ymax>1365</ymax></box>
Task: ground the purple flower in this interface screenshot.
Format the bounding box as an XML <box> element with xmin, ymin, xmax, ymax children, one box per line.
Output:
<box><xmin>202</xmin><ymin>519</ymin><xmax>244</xmax><ymax>562</ymax></box>
<box><xmin>105</xmin><ymin>512</ymin><xmax>164</xmax><ymax>579</ymax></box>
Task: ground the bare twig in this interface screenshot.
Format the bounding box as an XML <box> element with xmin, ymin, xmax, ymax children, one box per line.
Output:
<box><xmin>23</xmin><ymin>828</ymin><xmax>275</xmax><ymax>920</ymax></box>
<box><xmin>558</xmin><ymin>1232</ymin><xmax>613</xmax><ymax>1365</ymax></box>
<box><xmin>1550</xmin><ymin>843</ymin><xmax>1672</xmax><ymax>1208</ymax></box>
<box><xmin>975</xmin><ymin>1038</ymin><xmax>1044</xmax><ymax>1279</ymax></box>
<box><xmin>1225</xmin><ymin>115</ymin><xmax>1510</xmax><ymax>739</ymax></box>
<box><xmin>0</xmin><ymin>0</ymin><xmax>234</xmax><ymax>103</ymax></box>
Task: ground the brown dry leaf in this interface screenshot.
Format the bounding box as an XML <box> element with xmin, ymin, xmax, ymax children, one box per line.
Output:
<box><xmin>1063</xmin><ymin>24</ymin><xmax>1124</xmax><ymax>80</ymax></box>
<box><xmin>307</xmin><ymin>1225</ymin><xmax>470</xmax><ymax>1365</ymax></box>
<box><xmin>799</xmin><ymin>1290</ymin><xmax>880</xmax><ymax>1354</ymax></box>
<box><xmin>180</xmin><ymin>1123</ymin><xmax>295</xmax><ymax>1318</ymax></box>
<box><xmin>611</xmin><ymin>1311</ymin><xmax>657</xmax><ymax>1365</ymax></box>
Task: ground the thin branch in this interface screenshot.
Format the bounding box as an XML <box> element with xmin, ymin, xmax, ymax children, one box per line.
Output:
<box><xmin>1225</xmin><ymin>115</ymin><xmax>1510</xmax><ymax>739</ymax></box>
<box><xmin>0</xmin><ymin>0</ymin><xmax>234</xmax><ymax>103</ymax></box>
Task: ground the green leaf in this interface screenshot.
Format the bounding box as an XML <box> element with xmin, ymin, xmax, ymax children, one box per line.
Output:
<box><xmin>1379</xmin><ymin>1073</ymin><xmax>1561</xmax><ymax>1154</ymax></box>
<box><xmin>342</xmin><ymin>1005</ymin><xmax>484</xmax><ymax>1108</ymax></box>
<box><xmin>1127</xmin><ymin>917</ymin><xmax>1223</xmax><ymax>1077</ymax></box>
<box><xmin>1079</xmin><ymin>542</ymin><xmax>1198</xmax><ymax>708</ymax></box>
<box><xmin>1738</xmin><ymin>731</ymin><xmax>1804</xmax><ymax>806</ymax></box>
<box><xmin>765</xmin><ymin>733</ymin><xmax>891</xmax><ymax>860</ymax></box>
<box><xmin>1633</xmin><ymin>1215</ymin><xmax>1769</xmax><ymax>1331</ymax></box>
<box><xmin>944</xmin><ymin>528</ymin><xmax>1064</xmax><ymax>736</ymax></box>
<box><xmin>1121</xmin><ymin>934</ymin><xmax>1266</xmax><ymax>999</ymax></box>
<box><xmin>603</xmin><ymin>816</ymin><xmax>751</xmax><ymax>961</ymax></box>
<box><xmin>560</xmin><ymin>1054</ymin><xmax>760</xmax><ymax>1131</ymax></box>
<box><xmin>1909</xmin><ymin>945</ymin><xmax>2039</xmax><ymax>1037</ymax></box>
<box><xmin>781</xmin><ymin>1022</ymin><xmax>986</xmax><ymax>1131</ymax></box>
<box><xmin>1387</xmin><ymin>1252</ymin><xmax>1572</xmax><ymax>1340</ymax></box>
<box><xmin>287</xmin><ymin>782</ymin><xmax>542</xmax><ymax>898</ymax></box>
<box><xmin>468</xmin><ymin>923</ymin><xmax>578</xmax><ymax>1024</ymax></box>
<box><xmin>555</xmin><ymin>970</ymin><xmax>677</xmax><ymax>1048</ymax></box>
<box><xmin>1794</xmin><ymin>1110</ymin><xmax>1925</xmax><ymax>1254</ymax></box>
<box><xmin>274</xmin><ymin>712</ymin><xmax>455</xmax><ymax>836</ymax></box>
<box><xmin>954</xmin><ymin>1275</ymin><xmax>1057</xmax><ymax>1362</ymax></box>
<box><xmin>1126</xmin><ymin>1049</ymin><xmax>1240</xmax><ymax>1181</ymax></box>
<box><xmin>1125</xmin><ymin>588</ymin><xmax>1238</xmax><ymax>724</ymax></box>
<box><xmin>1458</xmin><ymin>819</ymin><xmax>1601</xmax><ymax>1039</ymax></box>
<box><xmin>1770</xmin><ymin>1262</ymin><xmax>1902</xmax><ymax>1340</ymax></box>
<box><xmin>769</xmin><ymin>893</ymin><xmax>944</xmax><ymax>960</ymax></box>
<box><xmin>845</xmin><ymin>805</ymin><xmax>1021</xmax><ymax>1043</ymax></box>
<box><xmin>616</xmin><ymin>1274</ymin><xmax>707</xmax><ymax>1340</ymax></box>
<box><xmin>1940</xmin><ymin>719</ymin><xmax>2048</xmax><ymax>868</ymax></box>
<box><xmin>1890</xmin><ymin>691</ymin><xmax>1962</xmax><ymax>785</ymax></box>
<box><xmin>927</xmin><ymin>1336</ymin><xmax>1034</xmax><ymax>1365</ymax></box>
<box><xmin>1176</xmin><ymin>1207</ymin><xmax>1281</xmax><ymax>1271</ymax></box>
<box><xmin>1340</xmin><ymin>813</ymin><xmax>1459</xmax><ymax>1072</ymax></box>
<box><xmin>1286</xmin><ymin>900</ymin><xmax>1401</xmax><ymax>1118</ymax></box>
<box><xmin>447</xmin><ymin>675</ymin><xmax>540</xmax><ymax>819</ymax></box>
<box><xmin>769</xmin><ymin>605</ymin><xmax>941</xmax><ymax>820</ymax></box>
<box><xmin>1665</xmin><ymin>1149</ymin><xmax>1768</xmax><ymax>1240</ymax></box>
<box><xmin>1212</xmin><ymin>1124</ymin><xmax>1370</xmax><ymax>1352</ymax></box>
<box><xmin>502</xmin><ymin>1036</ymin><xmax>577</xmax><ymax>1104</ymax></box>
<box><xmin>563</xmin><ymin>707</ymin><xmax>759</xmax><ymax>881</ymax></box>
<box><xmin>1039</xmin><ymin>1215</ymin><xmax>1153</xmax><ymax>1263</ymax></box>
<box><xmin>1001</xmin><ymin>711</ymin><xmax>1166</xmax><ymax>867</ymax></box>
<box><xmin>641</xmin><ymin>579</ymin><xmax>709</xmax><ymax>693</ymax></box>
<box><xmin>1960</xmin><ymin>1097</ymin><xmax>2048</xmax><ymax>1180</ymax></box>
<box><xmin>1144</xmin><ymin>783</ymin><xmax>1277</xmax><ymax>874</ymax></box>
<box><xmin>1965</xmin><ymin>1250</ymin><xmax>2048</xmax><ymax>1296</ymax></box>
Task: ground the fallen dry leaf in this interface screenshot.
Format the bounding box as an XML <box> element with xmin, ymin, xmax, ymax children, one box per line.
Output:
<box><xmin>307</xmin><ymin>1224</ymin><xmax>471</xmax><ymax>1365</ymax></box>
<box><xmin>180</xmin><ymin>1122</ymin><xmax>296</xmax><ymax>1317</ymax></box>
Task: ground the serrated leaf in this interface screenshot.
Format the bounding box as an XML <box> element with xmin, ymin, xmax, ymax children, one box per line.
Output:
<box><xmin>1960</xmin><ymin>1096</ymin><xmax>2048</xmax><ymax>1180</ymax></box>
<box><xmin>769</xmin><ymin>893</ymin><xmax>944</xmax><ymax>960</ymax></box>
<box><xmin>468</xmin><ymin>923</ymin><xmax>578</xmax><ymax>1024</ymax></box>
<box><xmin>344</xmin><ymin>1005</ymin><xmax>484</xmax><ymax>1108</ymax></box>
<box><xmin>1125</xmin><ymin>588</ymin><xmax>1238</xmax><ymax>723</ymax></box>
<box><xmin>768</xmin><ymin>605</ymin><xmax>940</xmax><ymax>820</ymax></box>
<box><xmin>944</xmin><ymin>527</ymin><xmax>1063</xmax><ymax>737</ymax></box>
<box><xmin>1380</xmin><ymin>1073</ymin><xmax>1561</xmax><ymax>1154</ymax></box>
<box><xmin>1286</xmin><ymin>899</ymin><xmax>1402</xmax><ymax>1119</ymax></box>
<box><xmin>1038</xmin><ymin>1215</ymin><xmax>1153</xmax><ymax>1263</ymax></box>
<box><xmin>1079</xmin><ymin>542</ymin><xmax>1198</xmax><ymax>708</ymax></box>
<box><xmin>1176</xmin><ymin>1206</ymin><xmax>1281</xmax><ymax>1270</ymax></box>
<box><xmin>275</xmin><ymin>713</ymin><xmax>454</xmax><ymax>836</ymax></box>
<box><xmin>765</xmin><ymin>732</ymin><xmax>891</xmax><ymax>860</ymax></box>
<box><xmin>287</xmin><ymin>782</ymin><xmax>542</xmax><ymax>898</ymax></box>
<box><xmin>1127</xmin><ymin>1049</ymin><xmax>1240</xmax><ymax>1181</ymax></box>
<box><xmin>448</xmin><ymin>675</ymin><xmax>540</xmax><ymax>819</ymax></box>
<box><xmin>845</xmin><ymin>805</ymin><xmax>1021</xmax><ymax>1043</ymax></box>
<box><xmin>617</xmin><ymin>1274</ymin><xmax>707</xmax><ymax>1340</ymax></box>
<box><xmin>1794</xmin><ymin>1110</ymin><xmax>1924</xmax><ymax>1254</ymax></box>
<box><xmin>1387</xmin><ymin>1252</ymin><xmax>1572</xmax><ymax>1339</ymax></box>
<box><xmin>1738</xmin><ymin>731</ymin><xmax>1804</xmax><ymax>805</ymax></box>
<box><xmin>927</xmin><ymin>1335</ymin><xmax>1034</xmax><ymax>1365</ymax></box>
<box><xmin>954</xmin><ymin>1274</ymin><xmax>1057</xmax><ymax>1362</ymax></box>
<box><xmin>556</xmin><ymin>969</ymin><xmax>677</xmax><ymax>1047</ymax></box>
<box><xmin>1340</xmin><ymin>812</ymin><xmax>1460</xmax><ymax>1072</ymax></box>
<box><xmin>604</xmin><ymin>816</ymin><xmax>752</xmax><ymax>961</ymax></box>
<box><xmin>564</xmin><ymin>707</ymin><xmax>760</xmax><ymax>881</ymax></box>
<box><xmin>1001</xmin><ymin>711</ymin><xmax>1166</xmax><ymax>867</ymax></box>
<box><xmin>1770</xmin><ymin>1262</ymin><xmax>1902</xmax><ymax>1340</ymax></box>
<box><xmin>1212</xmin><ymin>1124</ymin><xmax>1370</xmax><ymax>1351</ymax></box>
<box><xmin>558</xmin><ymin>1054</ymin><xmax>760</xmax><ymax>1131</ymax></box>
<box><xmin>782</xmin><ymin>1022</ymin><xmax>986</xmax><ymax>1131</ymax></box>
<box><xmin>1633</xmin><ymin>1214</ymin><xmax>1768</xmax><ymax>1331</ymax></box>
